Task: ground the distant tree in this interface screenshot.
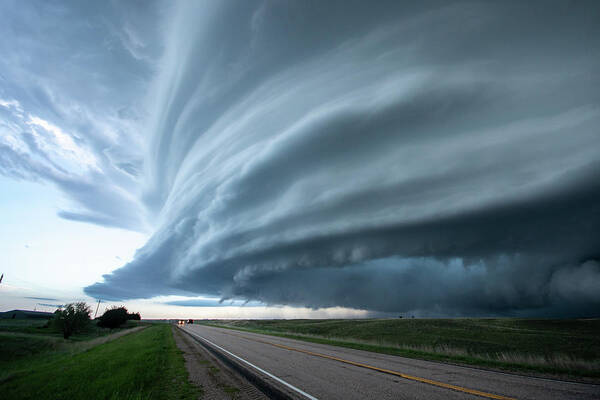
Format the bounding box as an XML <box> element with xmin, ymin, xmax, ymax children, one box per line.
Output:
<box><xmin>53</xmin><ymin>302</ymin><xmax>92</xmax><ymax>339</ymax></box>
<box><xmin>97</xmin><ymin>306</ymin><xmax>130</xmax><ymax>329</ymax></box>
<box><xmin>127</xmin><ymin>312</ymin><xmax>141</xmax><ymax>321</ymax></box>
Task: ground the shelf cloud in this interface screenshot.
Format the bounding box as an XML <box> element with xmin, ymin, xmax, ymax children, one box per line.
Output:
<box><xmin>4</xmin><ymin>1</ymin><xmax>598</xmax><ymax>316</ymax></box>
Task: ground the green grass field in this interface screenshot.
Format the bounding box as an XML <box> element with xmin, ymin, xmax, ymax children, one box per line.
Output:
<box><xmin>1</xmin><ymin>324</ymin><xmax>199</xmax><ymax>400</ymax></box>
<box><xmin>203</xmin><ymin>318</ymin><xmax>600</xmax><ymax>378</ymax></box>
<box><xmin>0</xmin><ymin>318</ymin><xmax>140</xmax><ymax>337</ymax></box>
<box><xmin>0</xmin><ymin>319</ymin><xmax>52</xmax><ymax>333</ymax></box>
<box><xmin>0</xmin><ymin>318</ymin><xmax>143</xmax><ymax>363</ymax></box>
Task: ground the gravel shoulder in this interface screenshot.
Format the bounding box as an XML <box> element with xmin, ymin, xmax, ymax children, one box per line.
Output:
<box><xmin>173</xmin><ymin>326</ymin><xmax>268</xmax><ymax>400</ymax></box>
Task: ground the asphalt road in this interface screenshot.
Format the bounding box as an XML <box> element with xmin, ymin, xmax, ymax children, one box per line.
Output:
<box><xmin>181</xmin><ymin>324</ymin><xmax>599</xmax><ymax>400</ymax></box>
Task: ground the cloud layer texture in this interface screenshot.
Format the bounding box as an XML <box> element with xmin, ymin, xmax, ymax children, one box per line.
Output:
<box><xmin>3</xmin><ymin>1</ymin><xmax>598</xmax><ymax>316</ymax></box>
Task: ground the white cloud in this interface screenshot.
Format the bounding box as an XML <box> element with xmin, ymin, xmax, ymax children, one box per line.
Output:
<box><xmin>26</xmin><ymin>115</ymin><xmax>99</xmax><ymax>171</ymax></box>
<box><xmin>0</xmin><ymin>98</ymin><xmax>23</xmax><ymax>113</ymax></box>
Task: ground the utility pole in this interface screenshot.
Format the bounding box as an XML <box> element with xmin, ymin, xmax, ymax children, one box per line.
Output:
<box><xmin>94</xmin><ymin>299</ymin><xmax>102</xmax><ymax>319</ymax></box>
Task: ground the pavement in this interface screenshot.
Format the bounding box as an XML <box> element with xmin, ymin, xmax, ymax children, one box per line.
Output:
<box><xmin>180</xmin><ymin>324</ymin><xmax>600</xmax><ymax>400</ymax></box>
<box><xmin>173</xmin><ymin>326</ymin><xmax>268</xmax><ymax>400</ymax></box>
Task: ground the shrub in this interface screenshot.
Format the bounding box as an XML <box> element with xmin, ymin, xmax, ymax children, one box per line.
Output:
<box><xmin>97</xmin><ymin>306</ymin><xmax>129</xmax><ymax>329</ymax></box>
<box><xmin>52</xmin><ymin>302</ymin><xmax>92</xmax><ymax>339</ymax></box>
<box><xmin>128</xmin><ymin>312</ymin><xmax>141</xmax><ymax>321</ymax></box>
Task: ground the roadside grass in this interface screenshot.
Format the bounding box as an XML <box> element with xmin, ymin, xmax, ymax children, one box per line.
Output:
<box><xmin>2</xmin><ymin>324</ymin><xmax>200</xmax><ymax>400</ymax></box>
<box><xmin>0</xmin><ymin>318</ymin><xmax>141</xmax><ymax>339</ymax></box>
<box><xmin>0</xmin><ymin>333</ymin><xmax>61</xmax><ymax>362</ymax></box>
<box><xmin>0</xmin><ymin>319</ymin><xmax>50</xmax><ymax>334</ymax></box>
<box><xmin>0</xmin><ymin>318</ymin><xmax>143</xmax><ymax>364</ymax></box>
<box><xmin>200</xmin><ymin>318</ymin><xmax>600</xmax><ymax>379</ymax></box>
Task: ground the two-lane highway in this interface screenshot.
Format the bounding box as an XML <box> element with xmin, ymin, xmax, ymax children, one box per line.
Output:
<box><xmin>181</xmin><ymin>324</ymin><xmax>599</xmax><ymax>400</ymax></box>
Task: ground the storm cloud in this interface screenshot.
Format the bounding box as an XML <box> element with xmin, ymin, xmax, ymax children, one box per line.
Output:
<box><xmin>7</xmin><ymin>1</ymin><xmax>599</xmax><ymax>316</ymax></box>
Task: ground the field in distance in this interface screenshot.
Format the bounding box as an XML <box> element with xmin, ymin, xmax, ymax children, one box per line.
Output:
<box><xmin>201</xmin><ymin>318</ymin><xmax>600</xmax><ymax>380</ymax></box>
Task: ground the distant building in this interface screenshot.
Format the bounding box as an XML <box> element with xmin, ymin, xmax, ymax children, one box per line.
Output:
<box><xmin>0</xmin><ymin>309</ymin><xmax>55</xmax><ymax>319</ymax></box>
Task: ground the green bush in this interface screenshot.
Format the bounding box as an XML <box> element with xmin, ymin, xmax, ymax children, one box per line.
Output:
<box><xmin>128</xmin><ymin>312</ymin><xmax>141</xmax><ymax>321</ymax></box>
<box><xmin>52</xmin><ymin>302</ymin><xmax>92</xmax><ymax>339</ymax></box>
<box><xmin>98</xmin><ymin>306</ymin><xmax>129</xmax><ymax>329</ymax></box>
<box><xmin>97</xmin><ymin>306</ymin><xmax>141</xmax><ymax>328</ymax></box>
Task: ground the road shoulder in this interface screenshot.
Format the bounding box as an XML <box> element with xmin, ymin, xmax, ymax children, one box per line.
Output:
<box><xmin>173</xmin><ymin>326</ymin><xmax>268</xmax><ymax>400</ymax></box>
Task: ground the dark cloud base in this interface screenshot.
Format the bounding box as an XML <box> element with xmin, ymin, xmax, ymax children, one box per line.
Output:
<box><xmin>86</xmin><ymin>168</ymin><xmax>600</xmax><ymax>316</ymax></box>
<box><xmin>164</xmin><ymin>299</ymin><xmax>263</xmax><ymax>308</ymax></box>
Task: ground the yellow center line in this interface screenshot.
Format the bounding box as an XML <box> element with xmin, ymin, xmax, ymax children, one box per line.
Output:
<box><xmin>219</xmin><ymin>329</ymin><xmax>516</xmax><ymax>400</ymax></box>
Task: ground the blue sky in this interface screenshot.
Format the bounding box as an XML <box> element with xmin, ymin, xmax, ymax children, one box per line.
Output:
<box><xmin>1</xmin><ymin>1</ymin><xmax>599</xmax><ymax>318</ymax></box>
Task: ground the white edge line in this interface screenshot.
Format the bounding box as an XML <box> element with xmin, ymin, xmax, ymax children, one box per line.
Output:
<box><xmin>182</xmin><ymin>327</ymin><xmax>319</xmax><ymax>400</ymax></box>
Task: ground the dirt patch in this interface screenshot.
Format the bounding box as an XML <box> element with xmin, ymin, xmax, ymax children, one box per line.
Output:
<box><xmin>173</xmin><ymin>327</ymin><xmax>268</xmax><ymax>400</ymax></box>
